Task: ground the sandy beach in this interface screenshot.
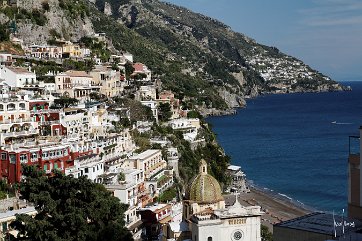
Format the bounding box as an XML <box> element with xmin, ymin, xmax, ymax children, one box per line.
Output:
<box><xmin>224</xmin><ymin>187</ymin><xmax>312</xmax><ymax>232</ymax></box>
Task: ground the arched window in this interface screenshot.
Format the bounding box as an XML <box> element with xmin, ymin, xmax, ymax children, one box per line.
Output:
<box><xmin>208</xmin><ymin>237</ymin><xmax>213</xmax><ymax>241</ymax></box>
<box><xmin>19</xmin><ymin>103</ymin><xmax>25</xmax><ymax>110</ymax></box>
<box><xmin>7</xmin><ymin>103</ymin><xmax>15</xmax><ymax>111</ymax></box>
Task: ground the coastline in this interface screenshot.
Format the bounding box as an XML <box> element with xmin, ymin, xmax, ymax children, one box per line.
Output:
<box><xmin>225</xmin><ymin>185</ymin><xmax>313</xmax><ymax>232</ymax></box>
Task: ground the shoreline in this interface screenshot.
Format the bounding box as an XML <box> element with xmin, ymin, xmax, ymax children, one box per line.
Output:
<box><xmin>225</xmin><ymin>185</ymin><xmax>312</xmax><ymax>232</ymax></box>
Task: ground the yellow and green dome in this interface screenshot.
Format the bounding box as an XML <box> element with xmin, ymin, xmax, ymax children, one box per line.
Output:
<box><xmin>188</xmin><ymin>159</ymin><xmax>224</xmax><ymax>203</ymax></box>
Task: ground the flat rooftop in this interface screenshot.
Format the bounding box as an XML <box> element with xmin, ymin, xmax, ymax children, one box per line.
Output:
<box><xmin>129</xmin><ymin>149</ymin><xmax>161</xmax><ymax>160</ymax></box>
<box><xmin>274</xmin><ymin>212</ymin><xmax>362</xmax><ymax>236</ymax></box>
<box><xmin>228</xmin><ymin>165</ymin><xmax>241</xmax><ymax>171</ymax></box>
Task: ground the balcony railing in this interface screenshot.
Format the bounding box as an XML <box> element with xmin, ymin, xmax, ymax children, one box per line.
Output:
<box><xmin>0</xmin><ymin>118</ymin><xmax>33</xmax><ymax>124</ymax></box>
<box><xmin>2</xmin><ymin>130</ymin><xmax>38</xmax><ymax>137</ymax></box>
<box><xmin>31</xmin><ymin>109</ymin><xmax>60</xmax><ymax>114</ymax></box>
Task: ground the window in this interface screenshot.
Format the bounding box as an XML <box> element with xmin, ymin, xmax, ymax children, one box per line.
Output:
<box><xmin>2</xmin><ymin>222</ymin><xmax>8</xmax><ymax>232</ymax></box>
<box><xmin>43</xmin><ymin>164</ymin><xmax>48</xmax><ymax>171</ymax></box>
<box><xmin>85</xmin><ymin>168</ymin><xmax>88</xmax><ymax>173</ymax></box>
<box><xmin>20</xmin><ymin>154</ymin><xmax>28</xmax><ymax>164</ymax></box>
<box><xmin>208</xmin><ymin>237</ymin><xmax>213</xmax><ymax>241</ymax></box>
<box><xmin>54</xmin><ymin>163</ymin><xmax>58</xmax><ymax>169</ymax></box>
<box><xmin>1</xmin><ymin>153</ymin><xmax>7</xmax><ymax>160</ymax></box>
<box><xmin>9</xmin><ymin>154</ymin><xmax>16</xmax><ymax>164</ymax></box>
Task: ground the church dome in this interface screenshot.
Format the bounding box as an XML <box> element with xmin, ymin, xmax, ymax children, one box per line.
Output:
<box><xmin>188</xmin><ymin>159</ymin><xmax>224</xmax><ymax>203</ymax></box>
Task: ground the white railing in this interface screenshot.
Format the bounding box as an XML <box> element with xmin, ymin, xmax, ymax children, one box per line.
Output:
<box><xmin>0</xmin><ymin>118</ymin><xmax>33</xmax><ymax>124</ymax></box>
<box><xmin>2</xmin><ymin>130</ymin><xmax>38</xmax><ymax>137</ymax></box>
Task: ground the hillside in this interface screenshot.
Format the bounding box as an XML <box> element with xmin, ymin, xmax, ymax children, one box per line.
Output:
<box><xmin>91</xmin><ymin>0</ymin><xmax>347</xmax><ymax>111</ymax></box>
<box><xmin>0</xmin><ymin>0</ymin><xmax>346</xmax><ymax>114</ymax></box>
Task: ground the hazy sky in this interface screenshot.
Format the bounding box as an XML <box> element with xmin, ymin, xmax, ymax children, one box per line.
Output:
<box><xmin>165</xmin><ymin>0</ymin><xmax>362</xmax><ymax>81</ymax></box>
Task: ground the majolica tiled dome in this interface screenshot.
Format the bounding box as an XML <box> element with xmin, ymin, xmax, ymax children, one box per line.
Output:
<box><xmin>188</xmin><ymin>159</ymin><xmax>224</xmax><ymax>203</ymax></box>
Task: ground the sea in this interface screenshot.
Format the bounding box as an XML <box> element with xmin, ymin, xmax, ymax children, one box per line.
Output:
<box><xmin>207</xmin><ymin>81</ymin><xmax>362</xmax><ymax>213</ymax></box>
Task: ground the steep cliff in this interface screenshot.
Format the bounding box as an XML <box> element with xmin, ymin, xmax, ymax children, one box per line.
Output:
<box><xmin>0</xmin><ymin>0</ymin><xmax>346</xmax><ymax>111</ymax></box>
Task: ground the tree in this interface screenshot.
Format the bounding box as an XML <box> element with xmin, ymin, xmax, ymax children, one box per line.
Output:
<box><xmin>7</xmin><ymin>166</ymin><xmax>133</xmax><ymax>241</ymax></box>
<box><xmin>158</xmin><ymin>102</ymin><xmax>172</xmax><ymax>122</ymax></box>
<box><xmin>261</xmin><ymin>225</ymin><xmax>273</xmax><ymax>241</ymax></box>
<box><xmin>124</xmin><ymin>62</ymin><xmax>135</xmax><ymax>78</ymax></box>
<box><xmin>52</xmin><ymin>97</ymin><xmax>78</xmax><ymax>108</ymax></box>
<box><xmin>0</xmin><ymin>24</ymin><xmax>9</xmax><ymax>41</ymax></box>
<box><xmin>187</xmin><ymin>110</ymin><xmax>202</xmax><ymax>119</ymax></box>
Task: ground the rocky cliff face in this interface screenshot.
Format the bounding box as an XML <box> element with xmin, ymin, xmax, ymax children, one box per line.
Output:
<box><xmin>0</xmin><ymin>0</ymin><xmax>346</xmax><ymax>111</ymax></box>
<box><xmin>0</xmin><ymin>0</ymin><xmax>94</xmax><ymax>44</ymax></box>
<box><xmin>89</xmin><ymin>0</ymin><xmax>345</xmax><ymax>108</ymax></box>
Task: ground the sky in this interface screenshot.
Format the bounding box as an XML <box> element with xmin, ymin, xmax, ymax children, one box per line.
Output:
<box><xmin>165</xmin><ymin>0</ymin><xmax>362</xmax><ymax>81</ymax></box>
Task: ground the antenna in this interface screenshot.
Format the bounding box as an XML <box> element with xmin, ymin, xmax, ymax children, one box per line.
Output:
<box><xmin>333</xmin><ymin>210</ymin><xmax>337</xmax><ymax>238</ymax></box>
<box><xmin>342</xmin><ymin>209</ymin><xmax>345</xmax><ymax>235</ymax></box>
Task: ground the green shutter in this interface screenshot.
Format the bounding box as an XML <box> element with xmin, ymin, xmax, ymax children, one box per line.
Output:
<box><xmin>43</xmin><ymin>164</ymin><xmax>47</xmax><ymax>171</ymax></box>
<box><xmin>54</xmin><ymin>163</ymin><xmax>58</xmax><ymax>169</ymax></box>
<box><xmin>2</xmin><ymin>222</ymin><xmax>7</xmax><ymax>231</ymax></box>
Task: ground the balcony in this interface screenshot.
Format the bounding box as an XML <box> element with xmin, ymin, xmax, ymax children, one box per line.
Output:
<box><xmin>39</xmin><ymin>120</ymin><xmax>60</xmax><ymax>125</ymax></box>
<box><xmin>0</xmin><ymin>118</ymin><xmax>33</xmax><ymax>124</ymax></box>
<box><xmin>2</xmin><ymin>129</ymin><xmax>38</xmax><ymax>138</ymax></box>
<box><xmin>30</xmin><ymin>109</ymin><xmax>60</xmax><ymax>114</ymax></box>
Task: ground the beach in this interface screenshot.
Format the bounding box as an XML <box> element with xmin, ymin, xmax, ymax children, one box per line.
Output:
<box><xmin>224</xmin><ymin>187</ymin><xmax>312</xmax><ymax>232</ymax></box>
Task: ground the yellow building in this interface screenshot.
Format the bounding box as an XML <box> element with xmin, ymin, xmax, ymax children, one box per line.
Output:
<box><xmin>62</xmin><ymin>41</ymin><xmax>82</xmax><ymax>58</ymax></box>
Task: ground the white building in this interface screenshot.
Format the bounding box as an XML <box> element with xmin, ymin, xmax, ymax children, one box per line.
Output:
<box><xmin>65</xmin><ymin>153</ymin><xmax>104</xmax><ymax>183</ymax></box>
<box><xmin>168</xmin><ymin>118</ymin><xmax>201</xmax><ymax>142</ymax></box>
<box><xmin>164</xmin><ymin>160</ymin><xmax>263</xmax><ymax>241</ymax></box>
<box><xmin>0</xmin><ymin>66</ymin><xmax>37</xmax><ymax>88</ymax></box>
<box><xmin>55</xmin><ymin>71</ymin><xmax>93</xmax><ymax>101</ymax></box>
<box><xmin>125</xmin><ymin>149</ymin><xmax>167</xmax><ymax>180</ymax></box>
<box><xmin>105</xmin><ymin>168</ymin><xmax>145</xmax><ymax>232</ymax></box>
<box><xmin>135</xmin><ymin>85</ymin><xmax>157</xmax><ymax>101</ymax></box>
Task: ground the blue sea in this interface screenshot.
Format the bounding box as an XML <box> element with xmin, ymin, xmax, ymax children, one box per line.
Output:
<box><xmin>207</xmin><ymin>81</ymin><xmax>362</xmax><ymax>213</ymax></box>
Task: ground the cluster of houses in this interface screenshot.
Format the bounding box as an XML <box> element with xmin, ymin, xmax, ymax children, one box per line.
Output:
<box><xmin>0</xmin><ymin>37</ymin><xmax>213</xmax><ymax>240</ymax></box>
<box><xmin>0</xmin><ymin>31</ymin><xmax>251</xmax><ymax>241</ymax></box>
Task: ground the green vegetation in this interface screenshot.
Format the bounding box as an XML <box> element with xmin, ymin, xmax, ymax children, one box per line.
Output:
<box><xmin>59</xmin><ymin>0</ymin><xmax>90</xmax><ymax>19</ymax></box>
<box><xmin>0</xmin><ymin>7</ymin><xmax>47</xmax><ymax>26</ymax></box>
<box><xmin>158</xmin><ymin>186</ymin><xmax>177</xmax><ymax>203</ymax></box>
<box><xmin>261</xmin><ymin>225</ymin><xmax>273</xmax><ymax>241</ymax></box>
<box><xmin>113</xmin><ymin>97</ymin><xmax>154</xmax><ymax>123</ymax></box>
<box><xmin>158</xmin><ymin>102</ymin><xmax>172</xmax><ymax>122</ymax></box>
<box><xmin>131</xmin><ymin>130</ymin><xmax>151</xmax><ymax>153</ymax></box>
<box><xmin>117</xmin><ymin>172</ymin><xmax>125</xmax><ymax>182</ymax></box>
<box><xmin>41</xmin><ymin>1</ymin><xmax>50</xmax><ymax>11</ymax></box>
<box><xmin>89</xmin><ymin>5</ymin><xmax>229</xmax><ymax>110</ymax></box>
<box><xmin>0</xmin><ymin>179</ymin><xmax>14</xmax><ymax>200</ymax></box>
<box><xmin>63</xmin><ymin>59</ymin><xmax>95</xmax><ymax>72</ymax></box>
<box><xmin>149</xmin><ymin>119</ymin><xmax>230</xmax><ymax>186</ymax></box>
<box><xmin>52</xmin><ymin>97</ymin><xmax>79</xmax><ymax>108</ymax></box>
<box><xmin>0</xmin><ymin>24</ymin><xmax>10</xmax><ymax>41</ymax></box>
<box><xmin>79</xmin><ymin>36</ymin><xmax>111</xmax><ymax>62</ymax></box>
<box><xmin>7</xmin><ymin>165</ymin><xmax>133</xmax><ymax>241</ymax></box>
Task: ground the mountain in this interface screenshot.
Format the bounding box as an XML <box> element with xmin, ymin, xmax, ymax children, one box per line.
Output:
<box><xmin>0</xmin><ymin>0</ymin><xmax>346</xmax><ymax>114</ymax></box>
